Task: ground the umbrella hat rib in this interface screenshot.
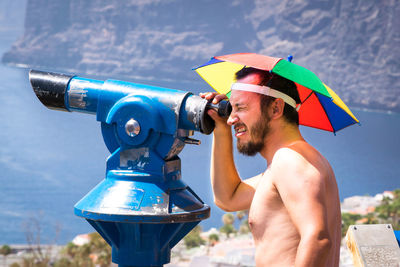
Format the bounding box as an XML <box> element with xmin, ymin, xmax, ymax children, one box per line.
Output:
<box><xmin>324</xmin><ymin>84</ymin><xmax>359</xmax><ymax>123</ymax></box>
<box><xmin>272</xmin><ymin>60</ymin><xmax>331</xmax><ymax>98</ymax></box>
<box><xmin>316</xmin><ymin>92</ymin><xmax>359</xmax><ymax>132</ymax></box>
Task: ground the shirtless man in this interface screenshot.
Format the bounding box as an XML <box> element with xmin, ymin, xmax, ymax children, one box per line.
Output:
<box><xmin>200</xmin><ymin>67</ymin><xmax>341</xmax><ymax>267</ymax></box>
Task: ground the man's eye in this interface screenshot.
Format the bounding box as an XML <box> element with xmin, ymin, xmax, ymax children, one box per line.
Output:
<box><xmin>233</xmin><ymin>104</ymin><xmax>246</xmax><ymax>112</ymax></box>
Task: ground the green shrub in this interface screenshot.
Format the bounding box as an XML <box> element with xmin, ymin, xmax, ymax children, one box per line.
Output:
<box><xmin>183</xmin><ymin>226</ymin><xmax>205</xmax><ymax>249</ymax></box>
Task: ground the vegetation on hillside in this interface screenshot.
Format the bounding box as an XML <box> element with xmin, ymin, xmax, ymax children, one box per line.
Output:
<box><xmin>342</xmin><ymin>189</ymin><xmax>400</xmax><ymax>236</ymax></box>
<box><xmin>9</xmin><ymin>233</ymin><xmax>110</xmax><ymax>267</ymax></box>
<box><xmin>0</xmin><ymin>245</ymin><xmax>12</xmax><ymax>266</ymax></box>
<box><xmin>183</xmin><ymin>225</ymin><xmax>206</xmax><ymax>249</ymax></box>
<box><xmin>183</xmin><ymin>210</ymin><xmax>250</xmax><ymax>249</ymax></box>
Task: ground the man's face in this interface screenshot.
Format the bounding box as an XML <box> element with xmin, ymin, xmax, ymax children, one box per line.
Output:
<box><xmin>227</xmin><ymin>74</ymin><xmax>271</xmax><ymax>156</ymax></box>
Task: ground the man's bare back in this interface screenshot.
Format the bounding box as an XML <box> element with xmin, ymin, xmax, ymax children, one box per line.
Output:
<box><xmin>248</xmin><ymin>142</ymin><xmax>341</xmax><ymax>267</ymax></box>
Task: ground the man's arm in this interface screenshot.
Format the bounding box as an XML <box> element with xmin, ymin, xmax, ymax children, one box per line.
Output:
<box><xmin>201</xmin><ymin>92</ymin><xmax>258</xmax><ymax>212</ymax></box>
<box><xmin>271</xmin><ymin>148</ymin><xmax>332</xmax><ymax>267</ymax></box>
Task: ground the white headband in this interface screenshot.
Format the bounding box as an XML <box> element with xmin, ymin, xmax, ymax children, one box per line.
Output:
<box><xmin>231</xmin><ymin>82</ymin><xmax>300</xmax><ymax>111</ymax></box>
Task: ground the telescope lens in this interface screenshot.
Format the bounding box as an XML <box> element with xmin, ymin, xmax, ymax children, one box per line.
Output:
<box><xmin>29</xmin><ymin>70</ymin><xmax>75</xmax><ymax>111</ymax></box>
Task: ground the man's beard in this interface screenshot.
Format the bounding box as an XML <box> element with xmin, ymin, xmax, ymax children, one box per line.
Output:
<box><xmin>237</xmin><ymin>115</ymin><xmax>271</xmax><ymax>156</ymax></box>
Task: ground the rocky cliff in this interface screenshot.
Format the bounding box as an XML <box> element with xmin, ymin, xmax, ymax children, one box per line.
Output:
<box><xmin>3</xmin><ymin>0</ymin><xmax>399</xmax><ymax>112</ymax></box>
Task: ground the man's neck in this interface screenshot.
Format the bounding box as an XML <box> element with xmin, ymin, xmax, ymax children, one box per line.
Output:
<box><xmin>260</xmin><ymin>123</ymin><xmax>304</xmax><ymax>165</ymax></box>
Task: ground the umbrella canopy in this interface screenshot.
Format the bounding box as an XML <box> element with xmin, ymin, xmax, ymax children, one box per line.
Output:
<box><xmin>194</xmin><ymin>53</ymin><xmax>359</xmax><ymax>133</ymax></box>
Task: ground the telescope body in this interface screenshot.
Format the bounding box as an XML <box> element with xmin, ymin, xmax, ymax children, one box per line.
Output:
<box><xmin>29</xmin><ymin>70</ymin><xmax>232</xmax><ymax>267</ymax></box>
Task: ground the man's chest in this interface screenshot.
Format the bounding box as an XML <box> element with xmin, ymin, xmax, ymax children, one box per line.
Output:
<box><xmin>248</xmin><ymin>173</ymin><xmax>285</xmax><ymax>233</ymax></box>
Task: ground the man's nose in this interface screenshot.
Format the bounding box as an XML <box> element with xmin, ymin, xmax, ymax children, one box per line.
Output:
<box><xmin>227</xmin><ymin>113</ymin><xmax>239</xmax><ymax>126</ymax></box>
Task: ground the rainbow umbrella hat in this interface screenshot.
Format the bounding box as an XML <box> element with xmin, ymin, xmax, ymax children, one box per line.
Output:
<box><xmin>194</xmin><ymin>53</ymin><xmax>359</xmax><ymax>133</ymax></box>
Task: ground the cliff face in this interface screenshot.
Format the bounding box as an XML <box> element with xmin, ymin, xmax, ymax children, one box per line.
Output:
<box><xmin>3</xmin><ymin>0</ymin><xmax>399</xmax><ymax>111</ymax></box>
<box><xmin>255</xmin><ymin>0</ymin><xmax>400</xmax><ymax>111</ymax></box>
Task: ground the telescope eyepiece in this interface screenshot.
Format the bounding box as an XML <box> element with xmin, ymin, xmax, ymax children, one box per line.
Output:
<box><xmin>206</xmin><ymin>100</ymin><xmax>232</xmax><ymax>117</ymax></box>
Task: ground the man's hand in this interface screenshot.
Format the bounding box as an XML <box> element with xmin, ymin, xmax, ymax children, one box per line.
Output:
<box><xmin>200</xmin><ymin>92</ymin><xmax>230</xmax><ymax>133</ymax></box>
<box><xmin>199</xmin><ymin>91</ymin><xmax>227</xmax><ymax>103</ymax></box>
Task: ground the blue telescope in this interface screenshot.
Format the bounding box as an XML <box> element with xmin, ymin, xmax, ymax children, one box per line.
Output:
<box><xmin>29</xmin><ymin>70</ymin><xmax>231</xmax><ymax>267</ymax></box>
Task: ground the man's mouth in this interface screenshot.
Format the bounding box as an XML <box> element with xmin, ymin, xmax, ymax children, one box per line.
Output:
<box><xmin>234</xmin><ymin>124</ymin><xmax>247</xmax><ymax>137</ymax></box>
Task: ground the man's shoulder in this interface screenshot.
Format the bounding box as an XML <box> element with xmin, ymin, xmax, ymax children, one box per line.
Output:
<box><xmin>272</xmin><ymin>148</ymin><xmax>309</xmax><ymax>170</ymax></box>
<box><xmin>271</xmin><ymin>141</ymin><xmax>333</xmax><ymax>183</ymax></box>
<box><xmin>271</xmin><ymin>144</ymin><xmax>325</xmax><ymax>178</ymax></box>
<box><xmin>272</xmin><ymin>143</ymin><xmax>310</xmax><ymax>165</ymax></box>
<box><xmin>274</xmin><ymin>141</ymin><xmax>325</xmax><ymax>164</ymax></box>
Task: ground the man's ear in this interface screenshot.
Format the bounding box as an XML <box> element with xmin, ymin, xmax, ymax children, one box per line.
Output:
<box><xmin>271</xmin><ymin>98</ymin><xmax>285</xmax><ymax>119</ymax></box>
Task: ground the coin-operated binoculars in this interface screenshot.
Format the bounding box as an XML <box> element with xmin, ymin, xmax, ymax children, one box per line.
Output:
<box><xmin>29</xmin><ymin>70</ymin><xmax>231</xmax><ymax>267</ymax></box>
